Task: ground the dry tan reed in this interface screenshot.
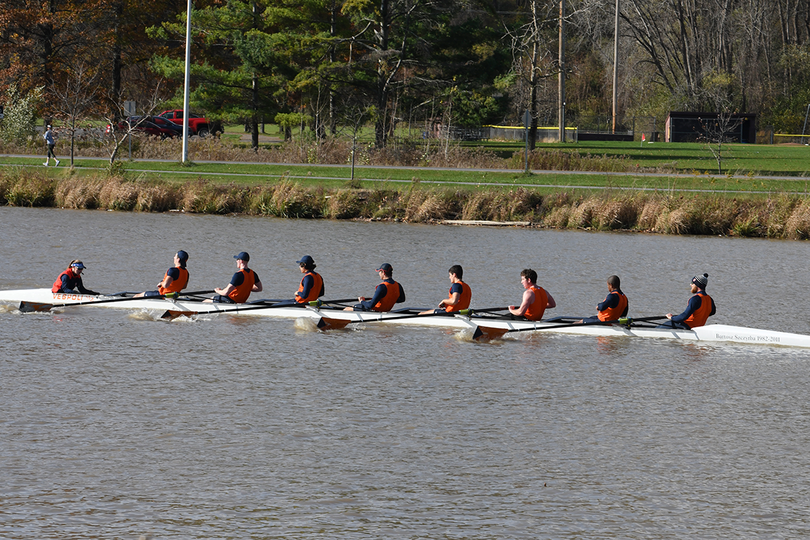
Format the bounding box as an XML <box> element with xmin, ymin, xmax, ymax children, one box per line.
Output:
<box><xmin>541</xmin><ymin>206</ymin><xmax>572</xmax><ymax>228</ymax></box>
<box><xmin>637</xmin><ymin>198</ymin><xmax>665</xmax><ymax>231</ymax></box>
<box><xmin>1</xmin><ymin>170</ymin><xmax>56</xmax><ymax>207</ymax></box>
<box><xmin>785</xmin><ymin>198</ymin><xmax>810</xmax><ymax>239</ymax></box>
<box><xmin>55</xmin><ymin>176</ymin><xmax>104</xmax><ymax>208</ymax></box>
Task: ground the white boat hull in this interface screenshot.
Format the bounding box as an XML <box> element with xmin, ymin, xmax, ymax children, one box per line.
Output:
<box><xmin>2</xmin><ymin>288</ymin><xmax>810</xmax><ymax>348</ymax></box>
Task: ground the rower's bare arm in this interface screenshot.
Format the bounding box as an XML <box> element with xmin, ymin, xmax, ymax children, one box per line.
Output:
<box><xmin>510</xmin><ymin>289</ymin><xmax>535</xmax><ymax>316</ymax></box>
<box><xmin>440</xmin><ymin>292</ymin><xmax>461</xmax><ymax>308</ymax></box>
<box><xmin>546</xmin><ymin>292</ymin><xmax>556</xmax><ymax>309</ymax></box>
<box><xmin>216</xmin><ymin>284</ymin><xmax>235</xmax><ymax>295</ymax></box>
<box><xmin>160</xmin><ymin>275</ymin><xmax>174</xmax><ymax>289</ymax></box>
<box><xmin>252</xmin><ymin>280</ymin><xmax>263</xmax><ymax>293</ymax></box>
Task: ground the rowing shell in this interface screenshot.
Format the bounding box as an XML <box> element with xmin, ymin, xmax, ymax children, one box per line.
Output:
<box><xmin>2</xmin><ymin>288</ymin><xmax>810</xmax><ymax>349</ymax></box>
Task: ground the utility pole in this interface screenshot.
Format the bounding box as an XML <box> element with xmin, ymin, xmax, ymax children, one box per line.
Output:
<box><xmin>181</xmin><ymin>0</ymin><xmax>192</xmax><ymax>163</ymax></box>
<box><xmin>558</xmin><ymin>0</ymin><xmax>566</xmax><ymax>142</ymax></box>
<box><xmin>612</xmin><ymin>0</ymin><xmax>620</xmax><ymax>134</ymax></box>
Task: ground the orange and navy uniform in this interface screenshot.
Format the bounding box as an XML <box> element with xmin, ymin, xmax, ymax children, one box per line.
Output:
<box><xmin>52</xmin><ymin>268</ymin><xmax>94</xmax><ymax>294</ymax></box>
<box><xmin>228</xmin><ymin>268</ymin><xmax>257</xmax><ymax>303</ymax></box>
<box><xmin>295</xmin><ymin>271</ymin><xmax>324</xmax><ymax>303</ymax></box>
<box><xmin>672</xmin><ymin>291</ymin><xmax>715</xmax><ymax>328</ymax></box>
<box><xmin>158</xmin><ymin>267</ymin><xmax>189</xmax><ymax>295</ymax></box>
<box><xmin>522</xmin><ymin>285</ymin><xmax>549</xmax><ymax>321</ymax></box>
<box><xmin>368</xmin><ymin>279</ymin><xmax>405</xmax><ymax>312</ymax></box>
<box><xmin>597</xmin><ymin>290</ymin><xmax>629</xmax><ymax>322</ymax></box>
<box><xmin>445</xmin><ymin>281</ymin><xmax>472</xmax><ymax>312</ymax></box>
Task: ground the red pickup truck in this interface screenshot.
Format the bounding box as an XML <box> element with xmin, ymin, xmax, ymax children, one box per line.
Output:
<box><xmin>157</xmin><ymin>110</ymin><xmax>211</xmax><ymax>137</ymax></box>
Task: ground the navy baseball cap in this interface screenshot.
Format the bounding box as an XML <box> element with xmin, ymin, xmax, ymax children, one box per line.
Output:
<box><xmin>376</xmin><ymin>263</ymin><xmax>393</xmax><ymax>272</ymax></box>
<box><xmin>297</xmin><ymin>255</ymin><xmax>315</xmax><ymax>265</ymax></box>
<box><xmin>234</xmin><ymin>252</ymin><xmax>250</xmax><ymax>261</ymax></box>
<box><xmin>177</xmin><ymin>250</ymin><xmax>189</xmax><ymax>262</ymax></box>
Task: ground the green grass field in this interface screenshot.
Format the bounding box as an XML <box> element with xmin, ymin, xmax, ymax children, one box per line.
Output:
<box><xmin>3</xmin><ymin>136</ymin><xmax>810</xmax><ymax>196</ymax></box>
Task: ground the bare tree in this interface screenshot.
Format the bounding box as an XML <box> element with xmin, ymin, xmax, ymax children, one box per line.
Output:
<box><xmin>699</xmin><ymin>110</ymin><xmax>742</xmax><ymax>174</ymax></box>
<box><xmin>501</xmin><ymin>0</ymin><xmax>558</xmax><ymax>150</ymax></box>
<box><xmin>51</xmin><ymin>62</ymin><xmax>103</xmax><ymax>166</ymax></box>
<box><xmin>102</xmin><ymin>81</ymin><xmax>164</xmax><ymax>166</ymax></box>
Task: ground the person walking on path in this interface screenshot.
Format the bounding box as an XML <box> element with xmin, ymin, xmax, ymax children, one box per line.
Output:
<box><xmin>43</xmin><ymin>125</ymin><xmax>60</xmax><ymax>167</ymax></box>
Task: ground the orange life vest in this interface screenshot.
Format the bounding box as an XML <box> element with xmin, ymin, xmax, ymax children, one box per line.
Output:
<box><xmin>52</xmin><ymin>268</ymin><xmax>80</xmax><ymax>293</ymax></box>
<box><xmin>598</xmin><ymin>291</ymin><xmax>628</xmax><ymax>321</ymax></box>
<box><xmin>295</xmin><ymin>271</ymin><xmax>324</xmax><ymax>303</ymax></box>
<box><xmin>373</xmin><ymin>280</ymin><xmax>402</xmax><ymax>312</ymax></box>
<box><xmin>159</xmin><ymin>267</ymin><xmax>189</xmax><ymax>295</ymax></box>
<box><xmin>523</xmin><ymin>285</ymin><xmax>549</xmax><ymax>321</ymax></box>
<box><xmin>228</xmin><ymin>269</ymin><xmax>255</xmax><ymax>303</ymax></box>
<box><xmin>445</xmin><ymin>281</ymin><xmax>472</xmax><ymax>312</ymax></box>
<box><xmin>685</xmin><ymin>291</ymin><xmax>713</xmax><ymax>328</ymax></box>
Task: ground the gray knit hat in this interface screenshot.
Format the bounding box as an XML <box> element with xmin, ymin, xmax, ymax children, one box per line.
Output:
<box><xmin>691</xmin><ymin>273</ymin><xmax>709</xmax><ymax>288</ymax></box>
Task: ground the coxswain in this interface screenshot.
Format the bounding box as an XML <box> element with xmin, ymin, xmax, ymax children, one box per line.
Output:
<box><xmin>420</xmin><ymin>264</ymin><xmax>471</xmax><ymax>315</ymax></box>
<box><xmin>294</xmin><ymin>255</ymin><xmax>325</xmax><ymax>304</ymax></box>
<box><xmin>345</xmin><ymin>263</ymin><xmax>406</xmax><ymax>312</ymax></box>
<box><xmin>579</xmin><ymin>275</ymin><xmax>627</xmax><ymax>323</ymax></box>
<box><xmin>134</xmin><ymin>250</ymin><xmax>189</xmax><ymax>298</ymax></box>
<box><xmin>509</xmin><ymin>268</ymin><xmax>556</xmax><ymax>321</ymax></box>
<box><xmin>660</xmin><ymin>273</ymin><xmax>716</xmax><ymax>329</ymax></box>
<box><xmin>206</xmin><ymin>252</ymin><xmax>262</xmax><ymax>303</ymax></box>
<box><xmin>52</xmin><ymin>260</ymin><xmax>98</xmax><ymax>295</ymax></box>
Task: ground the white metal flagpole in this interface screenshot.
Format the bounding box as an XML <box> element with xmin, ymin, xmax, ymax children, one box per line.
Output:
<box><xmin>181</xmin><ymin>0</ymin><xmax>192</xmax><ymax>163</ymax></box>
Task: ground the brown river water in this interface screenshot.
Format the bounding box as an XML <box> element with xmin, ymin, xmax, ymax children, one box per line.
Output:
<box><xmin>1</xmin><ymin>206</ymin><xmax>809</xmax><ymax>539</ymax></box>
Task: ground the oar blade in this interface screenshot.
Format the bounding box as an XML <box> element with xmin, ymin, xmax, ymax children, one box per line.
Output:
<box><xmin>19</xmin><ymin>301</ymin><xmax>54</xmax><ymax>313</ymax></box>
<box><xmin>161</xmin><ymin>310</ymin><xmax>196</xmax><ymax>320</ymax></box>
<box><xmin>472</xmin><ymin>325</ymin><xmax>510</xmax><ymax>341</ymax></box>
<box><xmin>316</xmin><ymin>316</ymin><xmax>351</xmax><ymax>331</ymax></box>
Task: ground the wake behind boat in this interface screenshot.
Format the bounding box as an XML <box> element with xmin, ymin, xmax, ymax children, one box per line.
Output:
<box><xmin>2</xmin><ymin>287</ymin><xmax>810</xmax><ymax>349</ymax></box>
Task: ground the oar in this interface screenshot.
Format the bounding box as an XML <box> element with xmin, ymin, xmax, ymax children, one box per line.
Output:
<box><xmin>347</xmin><ymin>309</ymin><xmax>460</xmax><ymax>324</ymax></box>
<box><xmin>160</xmin><ymin>299</ymin><xmax>351</xmax><ymax>330</ymax></box>
<box><xmin>461</xmin><ymin>307</ymin><xmax>509</xmax><ymax>314</ymax></box>
<box><xmin>472</xmin><ymin>315</ymin><xmax>668</xmax><ymax>340</ymax></box>
<box><xmin>179</xmin><ymin>289</ymin><xmax>217</xmax><ymax>297</ymax></box>
<box><xmin>312</xmin><ymin>297</ymin><xmax>363</xmax><ymax>307</ymax></box>
<box><xmin>19</xmin><ymin>289</ymin><xmax>214</xmax><ymax>313</ymax></box>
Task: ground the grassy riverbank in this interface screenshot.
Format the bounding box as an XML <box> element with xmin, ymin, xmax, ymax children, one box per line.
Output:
<box><xmin>3</xmin><ymin>167</ymin><xmax>810</xmax><ymax>239</ymax></box>
<box><xmin>2</xmin><ymin>137</ymin><xmax>810</xmax><ymax>239</ymax></box>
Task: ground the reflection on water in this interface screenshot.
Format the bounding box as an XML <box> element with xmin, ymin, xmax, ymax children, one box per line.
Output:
<box><xmin>1</xmin><ymin>206</ymin><xmax>810</xmax><ymax>539</ymax></box>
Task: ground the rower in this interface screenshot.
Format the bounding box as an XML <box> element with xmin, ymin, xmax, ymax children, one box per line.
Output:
<box><xmin>52</xmin><ymin>260</ymin><xmax>99</xmax><ymax>295</ymax></box>
<box><xmin>660</xmin><ymin>273</ymin><xmax>716</xmax><ymax>329</ymax></box>
<box><xmin>205</xmin><ymin>252</ymin><xmax>262</xmax><ymax>303</ymax></box>
<box><xmin>509</xmin><ymin>268</ymin><xmax>555</xmax><ymax>321</ymax></box>
<box><xmin>344</xmin><ymin>262</ymin><xmax>406</xmax><ymax>312</ymax></box>
<box><xmin>578</xmin><ymin>275</ymin><xmax>627</xmax><ymax>324</ymax></box>
<box><xmin>134</xmin><ymin>250</ymin><xmax>189</xmax><ymax>298</ymax></box>
<box><xmin>294</xmin><ymin>255</ymin><xmax>324</xmax><ymax>303</ymax></box>
<box><xmin>420</xmin><ymin>264</ymin><xmax>471</xmax><ymax>315</ymax></box>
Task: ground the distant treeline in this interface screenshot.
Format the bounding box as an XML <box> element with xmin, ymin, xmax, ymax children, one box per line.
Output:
<box><xmin>2</xmin><ymin>0</ymin><xmax>810</xmax><ymax>151</ymax></box>
<box><xmin>3</xmin><ymin>170</ymin><xmax>810</xmax><ymax>240</ymax></box>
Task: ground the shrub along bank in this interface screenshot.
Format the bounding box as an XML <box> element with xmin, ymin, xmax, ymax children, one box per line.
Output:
<box><xmin>2</xmin><ymin>169</ymin><xmax>810</xmax><ymax>240</ymax></box>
